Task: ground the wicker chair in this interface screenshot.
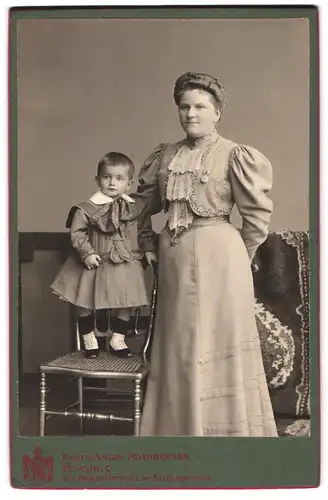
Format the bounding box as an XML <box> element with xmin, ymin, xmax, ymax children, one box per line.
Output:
<box><xmin>39</xmin><ymin>274</ymin><xmax>157</xmax><ymax>437</ymax></box>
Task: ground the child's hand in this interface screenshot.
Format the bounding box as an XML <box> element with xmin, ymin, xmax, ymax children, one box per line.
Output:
<box><xmin>145</xmin><ymin>251</ymin><xmax>158</xmax><ymax>268</ymax></box>
<box><xmin>84</xmin><ymin>254</ymin><xmax>102</xmax><ymax>270</ymax></box>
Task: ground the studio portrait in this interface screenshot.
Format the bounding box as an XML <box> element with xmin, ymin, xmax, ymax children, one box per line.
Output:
<box><xmin>16</xmin><ymin>15</ymin><xmax>310</xmax><ymax>439</ymax></box>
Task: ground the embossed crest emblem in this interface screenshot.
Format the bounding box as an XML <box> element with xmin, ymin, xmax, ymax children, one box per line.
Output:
<box><xmin>22</xmin><ymin>447</ymin><xmax>53</xmax><ymax>484</ymax></box>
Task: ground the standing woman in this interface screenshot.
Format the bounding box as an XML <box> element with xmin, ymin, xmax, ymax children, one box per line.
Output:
<box><xmin>137</xmin><ymin>72</ymin><xmax>278</xmax><ymax>437</ymax></box>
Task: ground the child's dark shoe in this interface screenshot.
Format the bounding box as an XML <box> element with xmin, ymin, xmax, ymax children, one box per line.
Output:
<box><xmin>85</xmin><ymin>348</ymin><xmax>99</xmax><ymax>359</ymax></box>
<box><xmin>109</xmin><ymin>346</ymin><xmax>133</xmax><ymax>358</ymax></box>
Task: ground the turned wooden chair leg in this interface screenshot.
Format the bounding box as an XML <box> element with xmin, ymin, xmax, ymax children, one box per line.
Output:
<box><xmin>133</xmin><ymin>379</ymin><xmax>141</xmax><ymax>436</ymax></box>
<box><xmin>77</xmin><ymin>376</ymin><xmax>84</xmax><ymax>435</ymax></box>
<box><xmin>39</xmin><ymin>372</ymin><xmax>46</xmax><ymax>436</ymax></box>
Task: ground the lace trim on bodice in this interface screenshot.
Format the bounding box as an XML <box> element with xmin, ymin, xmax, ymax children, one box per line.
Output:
<box><xmin>166</xmin><ymin>133</ymin><xmax>220</xmax><ymax>235</ymax></box>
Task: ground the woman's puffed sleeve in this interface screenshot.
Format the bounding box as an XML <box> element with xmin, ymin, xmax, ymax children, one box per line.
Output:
<box><xmin>135</xmin><ymin>143</ymin><xmax>165</xmax><ymax>215</ymax></box>
<box><xmin>137</xmin><ymin>208</ymin><xmax>159</xmax><ymax>254</ymax></box>
<box><xmin>228</xmin><ymin>144</ymin><xmax>273</xmax><ymax>262</ymax></box>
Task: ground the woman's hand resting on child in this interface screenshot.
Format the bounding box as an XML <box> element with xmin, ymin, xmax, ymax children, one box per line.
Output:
<box><xmin>84</xmin><ymin>254</ymin><xmax>102</xmax><ymax>270</ymax></box>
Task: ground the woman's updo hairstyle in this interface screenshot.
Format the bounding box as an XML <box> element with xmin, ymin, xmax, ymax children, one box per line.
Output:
<box><xmin>174</xmin><ymin>71</ymin><xmax>227</xmax><ymax>115</ymax></box>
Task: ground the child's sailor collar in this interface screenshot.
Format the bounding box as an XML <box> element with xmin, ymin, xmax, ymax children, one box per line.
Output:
<box><xmin>89</xmin><ymin>191</ymin><xmax>135</xmax><ymax>205</ymax></box>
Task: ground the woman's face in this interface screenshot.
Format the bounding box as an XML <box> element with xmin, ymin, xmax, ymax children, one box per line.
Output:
<box><xmin>178</xmin><ymin>89</ymin><xmax>220</xmax><ymax>139</ymax></box>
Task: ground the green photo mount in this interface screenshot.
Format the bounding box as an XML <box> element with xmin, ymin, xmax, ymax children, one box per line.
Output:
<box><xmin>10</xmin><ymin>5</ymin><xmax>319</xmax><ymax>489</ymax></box>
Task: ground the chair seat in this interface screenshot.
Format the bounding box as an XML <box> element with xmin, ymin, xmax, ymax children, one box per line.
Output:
<box><xmin>40</xmin><ymin>351</ymin><xmax>149</xmax><ymax>380</ymax></box>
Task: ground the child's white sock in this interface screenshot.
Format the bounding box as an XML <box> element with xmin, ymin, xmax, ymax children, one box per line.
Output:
<box><xmin>83</xmin><ymin>331</ymin><xmax>99</xmax><ymax>350</ymax></box>
<box><xmin>110</xmin><ymin>332</ymin><xmax>128</xmax><ymax>351</ymax></box>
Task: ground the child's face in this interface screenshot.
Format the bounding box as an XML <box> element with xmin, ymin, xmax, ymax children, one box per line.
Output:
<box><xmin>96</xmin><ymin>164</ymin><xmax>132</xmax><ymax>198</ymax></box>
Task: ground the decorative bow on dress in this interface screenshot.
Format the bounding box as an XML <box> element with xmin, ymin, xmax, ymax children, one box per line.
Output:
<box><xmin>88</xmin><ymin>197</ymin><xmax>143</xmax><ymax>263</ymax></box>
<box><xmin>89</xmin><ymin>197</ymin><xmax>136</xmax><ymax>234</ymax></box>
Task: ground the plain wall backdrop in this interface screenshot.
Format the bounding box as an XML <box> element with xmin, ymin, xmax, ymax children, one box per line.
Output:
<box><xmin>17</xmin><ymin>18</ymin><xmax>310</xmax><ymax>233</ymax></box>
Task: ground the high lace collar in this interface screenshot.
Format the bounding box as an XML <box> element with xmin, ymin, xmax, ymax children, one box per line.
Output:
<box><xmin>184</xmin><ymin>130</ymin><xmax>220</xmax><ymax>149</ymax></box>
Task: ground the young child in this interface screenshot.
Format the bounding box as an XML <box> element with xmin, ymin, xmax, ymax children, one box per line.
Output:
<box><xmin>51</xmin><ymin>152</ymin><xmax>157</xmax><ymax>359</ymax></box>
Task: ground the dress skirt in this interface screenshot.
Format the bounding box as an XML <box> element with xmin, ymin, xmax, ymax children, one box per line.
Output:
<box><xmin>51</xmin><ymin>256</ymin><xmax>149</xmax><ymax>310</ymax></box>
<box><xmin>140</xmin><ymin>218</ymin><xmax>278</xmax><ymax>436</ymax></box>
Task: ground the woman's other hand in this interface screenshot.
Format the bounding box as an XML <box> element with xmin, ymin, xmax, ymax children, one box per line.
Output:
<box><xmin>145</xmin><ymin>251</ymin><xmax>158</xmax><ymax>269</ymax></box>
<box><xmin>84</xmin><ymin>254</ymin><xmax>102</xmax><ymax>270</ymax></box>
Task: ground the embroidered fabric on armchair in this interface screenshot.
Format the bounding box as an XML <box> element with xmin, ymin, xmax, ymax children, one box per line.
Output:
<box><xmin>253</xmin><ymin>230</ymin><xmax>310</xmax><ymax>428</ymax></box>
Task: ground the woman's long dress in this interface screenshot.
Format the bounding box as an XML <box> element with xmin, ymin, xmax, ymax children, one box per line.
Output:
<box><xmin>137</xmin><ymin>134</ymin><xmax>278</xmax><ymax>437</ymax></box>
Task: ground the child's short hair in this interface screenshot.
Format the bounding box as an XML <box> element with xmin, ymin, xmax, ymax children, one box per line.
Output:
<box><xmin>97</xmin><ymin>152</ymin><xmax>135</xmax><ymax>179</ymax></box>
